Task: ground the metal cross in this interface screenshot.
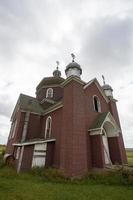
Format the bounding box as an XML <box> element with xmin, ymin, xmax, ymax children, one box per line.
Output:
<box><xmin>102</xmin><ymin>75</ymin><xmax>106</xmax><ymax>85</ymax></box>
<box><xmin>56</xmin><ymin>61</ymin><xmax>59</xmax><ymax>70</ymax></box>
<box><xmin>71</xmin><ymin>53</ymin><xmax>75</xmax><ymax>62</ymax></box>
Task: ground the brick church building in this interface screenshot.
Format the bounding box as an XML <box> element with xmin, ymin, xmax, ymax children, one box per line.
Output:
<box><xmin>5</xmin><ymin>55</ymin><xmax>127</xmax><ymax>176</ymax></box>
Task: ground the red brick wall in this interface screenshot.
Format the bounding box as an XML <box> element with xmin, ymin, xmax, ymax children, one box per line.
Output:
<box><xmin>6</xmin><ymin>111</ymin><xmax>25</xmax><ymax>154</ymax></box>
<box><xmin>44</xmin><ymin>108</ymin><xmax>63</xmax><ymax>168</ymax></box>
<box><xmin>109</xmin><ymin>100</ymin><xmax>127</xmax><ymax>164</ymax></box>
<box><xmin>20</xmin><ymin>145</ymin><xmax>34</xmax><ymax>171</ymax></box>
<box><xmin>90</xmin><ymin>135</ymin><xmax>105</xmax><ymax>168</ymax></box>
<box><xmin>26</xmin><ymin>114</ymin><xmax>43</xmax><ymax>140</ymax></box>
<box><xmin>84</xmin><ymin>82</ymin><xmax>109</xmax><ymax>128</ymax></box>
<box><xmin>60</xmin><ymin>81</ymin><xmax>88</xmax><ymax>176</ymax></box>
<box><xmin>45</xmin><ymin>142</ymin><xmax>55</xmax><ymax>167</ymax></box>
<box><xmin>84</xmin><ymin>82</ymin><xmax>109</xmax><ymax>169</ymax></box>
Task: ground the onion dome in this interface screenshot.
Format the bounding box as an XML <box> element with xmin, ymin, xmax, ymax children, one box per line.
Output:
<box><xmin>53</xmin><ymin>67</ymin><xmax>61</xmax><ymax>77</ymax></box>
<box><xmin>102</xmin><ymin>75</ymin><xmax>113</xmax><ymax>97</ymax></box>
<box><xmin>65</xmin><ymin>53</ymin><xmax>82</xmax><ymax>78</ymax></box>
<box><xmin>36</xmin><ymin>61</ymin><xmax>64</xmax><ymax>91</ymax></box>
<box><xmin>53</xmin><ymin>61</ymin><xmax>61</xmax><ymax>77</ymax></box>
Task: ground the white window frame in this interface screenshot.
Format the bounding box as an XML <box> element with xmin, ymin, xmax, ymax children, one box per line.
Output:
<box><xmin>45</xmin><ymin>116</ymin><xmax>52</xmax><ymax>139</ymax></box>
<box><xmin>93</xmin><ymin>95</ymin><xmax>101</xmax><ymax>112</ymax></box>
<box><xmin>16</xmin><ymin>147</ymin><xmax>21</xmax><ymax>159</ymax></box>
<box><xmin>46</xmin><ymin>88</ymin><xmax>53</xmax><ymax>98</ymax></box>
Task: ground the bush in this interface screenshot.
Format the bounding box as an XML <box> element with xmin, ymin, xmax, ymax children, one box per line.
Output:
<box><xmin>29</xmin><ymin>167</ymin><xmax>68</xmax><ymax>182</ymax></box>
<box><xmin>84</xmin><ymin>167</ymin><xmax>133</xmax><ymax>186</ymax></box>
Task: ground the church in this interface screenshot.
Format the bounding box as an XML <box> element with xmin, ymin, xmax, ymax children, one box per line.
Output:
<box><xmin>5</xmin><ymin>54</ymin><xmax>127</xmax><ymax>176</ymax></box>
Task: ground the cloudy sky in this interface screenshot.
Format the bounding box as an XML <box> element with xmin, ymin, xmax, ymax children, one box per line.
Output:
<box><xmin>0</xmin><ymin>0</ymin><xmax>133</xmax><ymax>147</ymax></box>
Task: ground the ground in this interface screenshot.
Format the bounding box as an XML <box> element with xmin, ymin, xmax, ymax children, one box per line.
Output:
<box><xmin>126</xmin><ymin>150</ymin><xmax>133</xmax><ymax>166</ymax></box>
<box><xmin>0</xmin><ymin>145</ymin><xmax>133</xmax><ymax>200</ymax></box>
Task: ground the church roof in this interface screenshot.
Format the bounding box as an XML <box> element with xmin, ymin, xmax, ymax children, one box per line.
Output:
<box><xmin>19</xmin><ymin>94</ymin><xmax>44</xmax><ymax>114</ymax></box>
<box><xmin>11</xmin><ymin>94</ymin><xmax>44</xmax><ymax>120</ymax></box>
<box><xmin>36</xmin><ymin>76</ymin><xmax>65</xmax><ymax>90</ymax></box>
<box><xmin>89</xmin><ymin>112</ymin><xmax>108</xmax><ymax>130</ymax></box>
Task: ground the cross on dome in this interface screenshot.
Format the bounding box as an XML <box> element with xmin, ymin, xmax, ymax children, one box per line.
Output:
<box><xmin>71</xmin><ymin>53</ymin><xmax>75</xmax><ymax>62</ymax></box>
<box><xmin>56</xmin><ymin>61</ymin><xmax>59</xmax><ymax>70</ymax></box>
<box><xmin>102</xmin><ymin>75</ymin><xmax>106</xmax><ymax>85</ymax></box>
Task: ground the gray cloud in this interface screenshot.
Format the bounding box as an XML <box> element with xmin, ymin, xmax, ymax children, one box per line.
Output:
<box><xmin>0</xmin><ymin>94</ymin><xmax>14</xmax><ymax>118</ymax></box>
<box><xmin>0</xmin><ymin>0</ymin><xmax>133</xmax><ymax>147</ymax></box>
<box><xmin>80</xmin><ymin>15</ymin><xmax>133</xmax><ymax>75</ymax></box>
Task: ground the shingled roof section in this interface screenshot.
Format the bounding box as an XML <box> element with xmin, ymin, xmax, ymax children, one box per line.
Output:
<box><xmin>36</xmin><ymin>76</ymin><xmax>65</xmax><ymax>90</ymax></box>
<box><xmin>89</xmin><ymin>112</ymin><xmax>108</xmax><ymax>130</ymax></box>
<box><xmin>19</xmin><ymin>94</ymin><xmax>44</xmax><ymax>114</ymax></box>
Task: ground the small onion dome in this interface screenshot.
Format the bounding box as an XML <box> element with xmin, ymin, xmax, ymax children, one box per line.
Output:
<box><xmin>102</xmin><ymin>84</ymin><xmax>113</xmax><ymax>97</ymax></box>
<box><xmin>53</xmin><ymin>67</ymin><xmax>61</xmax><ymax>77</ymax></box>
<box><xmin>65</xmin><ymin>61</ymin><xmax>82</xmax><ymax>78</ymax></box>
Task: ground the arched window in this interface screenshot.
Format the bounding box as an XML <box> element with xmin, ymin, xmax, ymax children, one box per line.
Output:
<box><xmin>45</xmin><ymin>116</ymin><xmax>52</xmax><ymax>139</ymax></box>
<box><xmin>93</xmin><ymin>95</ymin><xmax>101</xmax><ymax>112</ymax></box>
<box><xmin>46</xmin><ymin>88</ymin><xmax>53</xmax><ymax>98</ymax></box>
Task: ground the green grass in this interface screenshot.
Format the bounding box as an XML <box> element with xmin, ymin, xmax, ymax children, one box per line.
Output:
<box><xmin>0</xmin><ymin>148</ymin><xmax>133</xmax><ymax>200</ymax></box>
<box><xmin>0</xmin><ymin>166</ymin><xmax>133</xmax><ymax>200</ymax></box>
<box><xmin>126</xmin><ymin>150</ymin><xmax>133</xmax><ymax>166</ymax></box>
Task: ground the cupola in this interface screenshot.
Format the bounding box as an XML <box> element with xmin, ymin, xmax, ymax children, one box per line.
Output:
<box><xmin>102</xmin><ymin>75</ymin><xmax>113</xmax><ymax>98</ymax></box>
<box><xmin>53</xmin><ymin>61</ymin><xmax>61</xmax><ymax>77</ymax></box>
<box><xmin>65</xmin><ymin>54</ymin><xmax>82</xmax><ymax>78</ymax></box>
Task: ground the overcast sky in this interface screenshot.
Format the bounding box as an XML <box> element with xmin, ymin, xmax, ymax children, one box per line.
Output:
<box><xmin>0</xmin><ymin>0</ymin><xmax>133</xmax><ymax>147</ymax></box>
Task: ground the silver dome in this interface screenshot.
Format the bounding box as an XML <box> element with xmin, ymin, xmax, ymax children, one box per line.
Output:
<box><xmin>65</xmin><ymin>61</ymin><xmax>82</xmax><ymax>74</ymax></box>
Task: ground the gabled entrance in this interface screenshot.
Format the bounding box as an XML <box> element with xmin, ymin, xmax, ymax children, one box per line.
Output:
<box><xmin>89</xmin><ymin>112</ymin><xmax>120</xmax><ymax>168</ymax></box>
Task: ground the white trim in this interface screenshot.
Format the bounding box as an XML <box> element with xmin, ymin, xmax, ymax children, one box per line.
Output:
<box><xmin>90</xmin><ymin>129</ymin><xmax>103</xmax><ymax>136</ymax></box>
<box><xmin>45</xmin><ymin>116</ymin><xmax>52</xmax><ymax>139</ymax></box>
<box><xmin>17</xmin><ymin>146</ymin><xmax>24</xmax><ymax>172</ymax></box>
<box><xmin>101</xmin><ymin>112</ymin><xmax>120</xmax><ymax>133</ymax></box>
<box><xmin>88</xmin><ymin>128</ymin><xmax>101</xmax><ymax>132</ymax></box>
<box><xmin>44</xmin><ymin>104</ymin><xmax>63</xmax><ymax>115</ymax></box>
<box><xmin>61</xmin><ymin>75</ymin><xmax>85</xmax><ymax>87</ymax></box>
<box><xmin>21</xmin><ymin>110</ymin><xmax>43</xmax><ymax>116</ymax></box>
<box><xmin>83</xmin><ymin>78</ymin><xmax>96</xmax><ymax>89</ymax></box>
<box><xmin>46</xmin><ymin>88</ymin><xmax>53</xmax><ymax>98</ymax></box>
<box><xmin>21</xmin><ymin>111</ymin><xmax>30</xmax><ymax>142</ymax></box>
<box><xmin>32</xmin><ymin>143</ymin><xmax>47</xmax><ymax>167</ymax></box>
<box><xmin>40</xmin><ymin>98</ymin><xmax>55</xmax><ymax>105</ymax></box>
<box><xmin>89</xmin><ymin>112</ymin><xmax>120</xmax><ymax>137</ymax></box>
<box><xmin>13</xmin><ymin>139</ymin><xmax>56</xmax><ymax>146</ymax></box>
<box><xmin>16</xmin><ymin>147</ymin><xmax>21</xmax><ymax>159</ymax></box>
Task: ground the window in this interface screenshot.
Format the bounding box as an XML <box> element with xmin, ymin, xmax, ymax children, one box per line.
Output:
<box><xmin>16</xmin><ymin>147</ymin><xmax>21</xmax><ymax>159</ymax></box>
<box><xmin>93</xmin><ymin>95</ymin><xmax>101</xmax><ymax>112</ymax></box>
<box><xmin>9</xmin><ymin>119</ymin><xmax>17</xmax><ymax>139</ymax></box>
<box><xmin>46</xmin><ymin>88</ymin><xmax>53</xmax><ymax>98</ymax></box>
<box><xmin>45</xmin><ymin>116</ymin><xmax>52</xmax><ymax>139</ymax></box>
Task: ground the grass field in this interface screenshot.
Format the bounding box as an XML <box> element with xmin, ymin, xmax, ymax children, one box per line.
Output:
<box><xmin>126</xmin><ymin>150</ymin><xmax>133</xmax><ymax>166</ymax></box>
<box><xmin>0</xmin><ymin>146</ymin><xmax>133</xmax><ymax>200</ymax></box>
<box><xmin>0</xmin><ymin>167</ymin><xmax>133</xmax><ymax>200</ymax></box>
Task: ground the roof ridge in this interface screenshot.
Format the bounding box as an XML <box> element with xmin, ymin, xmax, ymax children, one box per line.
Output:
<box><xmin>20</xmin><ymin>93</ymin><xmax>36</xmax><ymax>100</ymax></box>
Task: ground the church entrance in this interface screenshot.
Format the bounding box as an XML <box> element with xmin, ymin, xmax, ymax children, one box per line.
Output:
<box><xmin>32</xmin><ymin>143</ymin><xmax>47</xmax><ymax>167</ymax></box>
